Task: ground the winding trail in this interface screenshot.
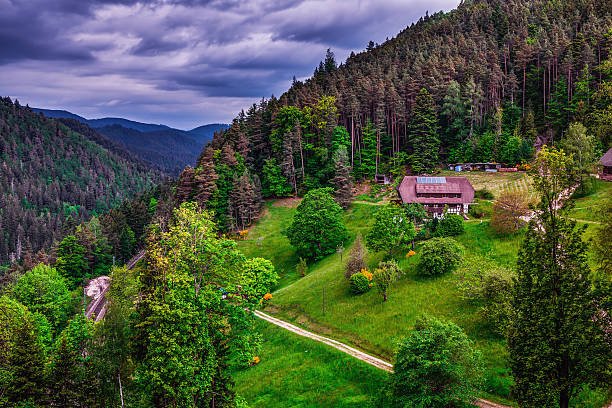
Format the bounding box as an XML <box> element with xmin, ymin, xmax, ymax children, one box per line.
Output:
<box><xmin>254</xmin><ymin>310</ymin><xmax>510</xmax><ymax>408</ymax></box>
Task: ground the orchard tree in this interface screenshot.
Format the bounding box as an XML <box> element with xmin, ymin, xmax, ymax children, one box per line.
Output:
<box><xmin>491</xmin><ymin>191</ymin><xmax>530</xmax><ymax>234</ymax></box>
<box><xmin>366</xmin><ymin>204</ymin><xmax>415</xmax><ymax>256</ymax></box>
<box><xmin>403</xmin><ymin>203</ymin><xmax>427</xmax><ymax>226</ymax></box>
<box><xmin>241</xmin><ymin>258</ymin><xmax>279</xmax><ymax>302</ymax></box>
<box><xmin>372</xmin><ymin>260</ymin><xmax>401</xmax><ymax>302</ymax></box>
<box><xmin>508</xmin><ymin>147</ymin><xmax>611</xmax><ymax>408</ymax></box>
<box><xmin>286</xmin><ymin>188</ymin><xmax>348</xmax><ymax>260</ymax></box>
<box><xmin>382</xmin><ymin>316</ymin><xmax>483</xmax><ymax>407</ymax></box>
<box><xmin>560</xmin><ymin>122</ymin><xmax>597</xmax><ymax>196</ymax></box>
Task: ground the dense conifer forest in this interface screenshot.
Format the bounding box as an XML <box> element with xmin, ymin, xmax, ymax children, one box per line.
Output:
<box><xmin>0</xmin><ymin>97</ymin><xmax>163</xmax><ymax>265</ymax></box>
<box><xmin>177</xmin><ymin>0</ymin><xmax>611</xmax><ymax>231</ymax></box>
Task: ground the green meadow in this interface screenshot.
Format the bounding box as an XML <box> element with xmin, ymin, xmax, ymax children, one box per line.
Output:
<box><xmin>234</xmin><ymin>175</ymin><xmax>611</xmax><ymax>407</ymax></box>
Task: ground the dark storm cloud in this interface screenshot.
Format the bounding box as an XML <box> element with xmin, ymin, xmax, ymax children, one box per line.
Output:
<box><xmin>0</xmin><ymin>0</ymin><xmax>458</xmax><ymax>128</ymax></box>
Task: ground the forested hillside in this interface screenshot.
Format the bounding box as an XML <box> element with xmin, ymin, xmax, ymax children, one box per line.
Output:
<box><xmin>91</xmin><ymin>124</ymin><xmax>203</xmax><ymax>175</ymax></box>
<box><xmin>0</xmin><ymin>97</ymin><xmax>162</xmax><ymax>265</ymax></box>
<box><xmin>177</xmin><ymin>0</ymin><xmax>611</xmax><ymax>231</ymax></box>
<box><xmin>35</xmin><ymin>108</ymin><xmax>229</xmax><ymax>175</ymax></box>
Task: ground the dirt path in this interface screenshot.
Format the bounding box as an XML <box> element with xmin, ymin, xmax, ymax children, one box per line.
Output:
<box><xmin>254</xmin><ymin>310</ymin><xmax>510</xmax><ymax>408</ymax></box>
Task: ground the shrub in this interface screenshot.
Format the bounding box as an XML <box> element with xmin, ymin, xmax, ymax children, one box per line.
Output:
<box><xmin>571</xmin><ymin>176</ymin><xmax>597</xmax><ymax>199</ymax></box>
<box><xmin>296</xmin><ymin>257</ymin><xmax>308</xmax><ymax>277</ymax></box>
<box><xmin>456</xmin><ymin>257</ymin><xmax>514</xmax><ymax>336</ymax></box>
<box><xmin>435</xmin><ymin>214</ymin><xmax>464</xmax><ymax>237</ymax></box>
<box><xmin>345</xmin><ymin>235</ymin><xmax>367</xmax><ymax>279</ymax></box>
<box><xmin>468</xmin><ymin>201</ymin><xmax>492</xmax><ymax>219</ymax></box>
<box><xmin>475</xmin><ymin>188</ymin><xmax>494</xmax><ymax>200</ymax></box>
<box><xmin>381</xmin><ymin>316</ymin><xmax>483</xmax><ymax>407</ymax></box>
<box><xmin>417</xmin><ymin>237</ymin><xmax>463</xmax><ymax>277</ymax></box>
<box><xmin>349</xmin><ymin>272</ymin><xmax>371</xmax><ymax>294</ymax></box>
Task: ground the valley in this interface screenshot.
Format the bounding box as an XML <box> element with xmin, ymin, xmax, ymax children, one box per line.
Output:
<box><xmin>1</xmin><ymin>0</ymin><xmax>610</xmax><ymax>406</ymax></box>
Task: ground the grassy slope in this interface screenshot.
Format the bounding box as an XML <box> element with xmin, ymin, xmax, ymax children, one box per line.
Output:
<box><xmin>235</xmin><ymin>176</ymin><xmax>611</xmax><ymax>407</ymax></box>
<box><xmin>567</xmin><ymin>180</ymin><xmax>612</xmax><ymax>223</ymax></box>
<box><xmin>233</xmin><ymin>319</ymin><xmax>388</xmax><ymax>407</ymax></box>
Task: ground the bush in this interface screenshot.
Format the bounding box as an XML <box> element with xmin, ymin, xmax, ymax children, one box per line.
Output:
<box><xmin>349</xmin><ymin>271</ymin><xmax>371</xmax><ymax>294</ymax></box>
<box><xmin>381</xmin><ymin>316</ymin><xmax>483</xmax><ymax>407</ymax></box>
<box><xmin>435</xmin><ymin>214</ymin><xmax>464</xmax><ymax>237</ymax></box>
<box><xmin>475</xmin><ymin>188</ymin><xmax>494</xmax><ymax>200</ymax></box>
<box><xmin>468</xmin><ymin>201</ymin><xmax>493</xmax><ymax>218</ymax></box>
<box><xmin>571</xmin><ymin>176</ymin><xmax>597</xmax><ymax>199</ymax></box>
<box><xmin>456</xmin><ymin>257</ymin><xmax>514</xmax><ymax>336</ymax></box>
<box><xmin>296</xmin><ymin>257</ymin><xmax>308</xmax><ymax>277</ymax></box>
<box><xmin>417</xmin><ymin>237</ymin><xmax>463</xmax><ymax>277</ymax></box>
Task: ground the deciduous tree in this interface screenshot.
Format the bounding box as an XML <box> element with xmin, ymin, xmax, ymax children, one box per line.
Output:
<box><xmin>382</xmin><ymin>316</ymin><xmax>483</xmax><ymax>407</ymax></box>
<box><xmin>286</xmin><ymin>188</ymin><xmax>348</xmax><ymax>260</ymax></box>
<box><xmin>366</xmin><ymin>204</ymin><xmax>415</xmax><ymax>256</ymax></box>
<box><xmin>491</xmin><ymin>192</ymin><xmax>530</xmax><ymax>234</ymax></box>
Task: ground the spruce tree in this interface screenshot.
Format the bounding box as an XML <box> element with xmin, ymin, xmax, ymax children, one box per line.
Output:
<box><xmin>407</xmin><ymin>88</ymin><xmax>439</xmax><ymax>174</ymax></box>
<box><xmin>332</xmin><ymin>146</ymin><xmax>353</xmax><ymax>209</ymax></box>
<box><xmin>508</xmin><ymin>147</ymin><xmax>611</xmax><ymax>408</ymax></box>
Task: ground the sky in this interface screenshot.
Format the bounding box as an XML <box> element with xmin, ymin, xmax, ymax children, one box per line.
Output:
<box><xmin>0</xmin><ymin>0</ymin><xmax>459</xmax><ymax>130</ymax></box>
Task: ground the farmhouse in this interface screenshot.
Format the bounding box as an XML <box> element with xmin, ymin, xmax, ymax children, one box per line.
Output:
<box><xmin>600</xmin><ymin>148</ymin><xmax>612</xmax><ymax>181</ymax></box>
<box><xmin>397</xmin><ymin>176</ymin><xmax>475</xmax><ymax>216</ymax></box>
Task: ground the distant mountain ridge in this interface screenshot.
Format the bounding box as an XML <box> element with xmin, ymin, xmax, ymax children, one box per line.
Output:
<box><xmin>33</xmin><ymin>108</ymin><xmax>229</xmax><ymax>175</ymax></box>
<box><xmin>0</xmin><ymin>97</ymin><xmax>162</xmax><ymax>264</ymax></box>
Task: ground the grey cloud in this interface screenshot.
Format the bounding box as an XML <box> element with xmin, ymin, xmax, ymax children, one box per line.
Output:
<box><xmin>0</xmin><ymin>0</ymin><xmax>458</xmax><ymax>128</ymax></box>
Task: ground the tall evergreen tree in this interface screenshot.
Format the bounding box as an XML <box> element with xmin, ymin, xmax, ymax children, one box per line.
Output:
<box><xmin>332</xmin><ymin>146</ymin><xmax>353</xmax><ymax>209</ymax></box>
<box><xmin>508</xmin><ymin>147</ymin><xmax>611</xmax><ymax>408</ymax></box>
<box><xmin>407</xmin><ymin>88</ymin><xmax>440</xmax><ymax>174</ymax></box>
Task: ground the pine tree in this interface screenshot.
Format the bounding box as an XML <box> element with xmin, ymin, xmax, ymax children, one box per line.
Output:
<box><xmin>332</xmin><ymin>146</ymin><xmax>353</xmax><ymax>209</ymax></box>
<box><xmin>407</xmin><ymin>88</ymin><xmax>439</xmax><ymax>174</ymax></box>
<box><xmin>356</xmin><ymin>121</ymin><xmax>377</xmax><ymax>179</ymax></box>
<box><xmin>229</xmin><ymin>171</ymin><xmax>260</xmax><ymax>231</ymax></box>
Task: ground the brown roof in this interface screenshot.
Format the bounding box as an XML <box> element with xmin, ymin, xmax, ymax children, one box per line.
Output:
<box><xmin>398</xmin><ymin>176</ymin><xmax>475</xmax><ymax>205</ymax></box>
<box><xmin>601</xmin><ymin>148</ymin><xmax>612</xmax><ymax>167</ymax></box>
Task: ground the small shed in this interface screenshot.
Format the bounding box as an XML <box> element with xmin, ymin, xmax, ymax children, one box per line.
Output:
<box><xmin>600</xmin><ymin>148</ymin><xmax>612</xmax><ymax>181</ymax></box>
<box><xmin>375</xmin><ymin>174</ymin><xmax>391</xmax><ymax>185</ymax></box>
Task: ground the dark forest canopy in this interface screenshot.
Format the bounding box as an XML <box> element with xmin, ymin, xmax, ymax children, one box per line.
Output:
<box><xmin>177</xmin><ymin>0</ymin><xmax>611</xmax><ymax>231</ymax></box>
<box><xmin>0</xmin><ymin>97</ymin><xmax>163</xmax><ymax>265</ymax></box>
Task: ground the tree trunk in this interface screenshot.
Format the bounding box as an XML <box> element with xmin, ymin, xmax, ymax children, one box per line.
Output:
<box><xmin>559</xmin><ymin>389</ymin><xmax>569</xmax><ymax>408</ymax></box>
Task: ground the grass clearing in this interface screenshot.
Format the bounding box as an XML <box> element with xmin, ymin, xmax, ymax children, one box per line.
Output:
<box><xmin>233</xmin><ymin>319</ymin><xmax>388</xmax><ymax>408</ymax></box>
